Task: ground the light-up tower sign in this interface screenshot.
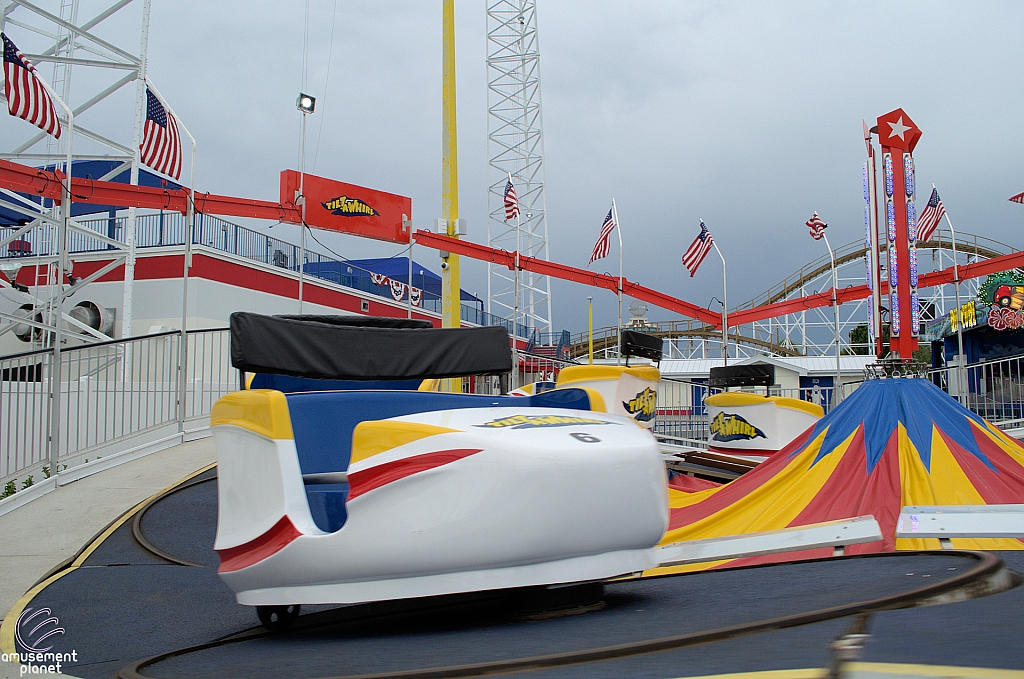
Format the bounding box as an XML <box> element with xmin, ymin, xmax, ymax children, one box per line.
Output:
<box><xmin>876</xmin><ymin>108</ymin><xmax>922</xmax><ymax>358</ymax></box>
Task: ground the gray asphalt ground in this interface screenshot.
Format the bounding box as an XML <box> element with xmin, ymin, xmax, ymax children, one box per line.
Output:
<box><xmin>9</xmin><ymin>476</ymin><xmax>1023</xmax><ymax>679</ymax></box>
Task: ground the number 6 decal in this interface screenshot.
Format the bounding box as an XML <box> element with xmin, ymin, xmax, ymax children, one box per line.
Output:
<box><xmin>570</xmin><ymin>432</ymin><xmax>601</xmax><ymax>443</ymax></box>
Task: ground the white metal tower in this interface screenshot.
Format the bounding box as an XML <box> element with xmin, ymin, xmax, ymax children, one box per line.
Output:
<box><xmin>486</xmin><ymin>0</ymin><xmax>551</xmax><ymax>337</ymax></box>
<box><xmin>1</xmin><ymin>0</ymin><xmax>154</xmax><ymax>343</ymax></box>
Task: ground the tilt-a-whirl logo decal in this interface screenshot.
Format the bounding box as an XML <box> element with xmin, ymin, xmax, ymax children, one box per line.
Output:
<box><xmin>710</xmin><ymin>412</ymin><xmax>766</xmax><ymax>442</ymax></box>
<box><xmin>623</xmin><ymin>387</ymin><xmax>657</xmax><ymax>422</ymax></box>
<box><xmin>475</xmin><ymin>414</ymin><xmax>615</xmax><ymax>430</ymax></box>
<box><xmin>321</xmin><ymin>195</ymin><xmax>380</xmax><ymax>217</ymax></box>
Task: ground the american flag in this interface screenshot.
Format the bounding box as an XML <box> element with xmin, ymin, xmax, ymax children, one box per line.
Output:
<box><xmin>588</xmin><ymin>207</ymin><xmax>615</xmax><ymax>265</ymax></box>
<box><xmin>503</xmin><ymin>177</ymin><xmax>519</xmax><ymax>221</ymax></box>
<box><xmin>2</xmin><ymin>32</ymin><xmax>61</xmax><ymax>139</ymax></box>
<box><xmin>916</xmin><ymin>188</ymin><xmax>946</xmax><ymax>242</ymax></box>
<box><xmin>806</xmin><ymin>212</ymin><xmax>827</xmax><ymax>240</ymax></box>
<box><xmin>682</xmin><ymin>220</ymin><xmax>714</xmax><ymax>277</ymax></box>
<box><xmin>140</xmin><ymin>88</ymin><xmax>181</xmax><ymax>180</ymax></box>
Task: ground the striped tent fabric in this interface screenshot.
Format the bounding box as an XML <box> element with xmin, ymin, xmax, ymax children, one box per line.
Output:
<box><xmin>653</xmin><ymin>378</ymin><xmax>1024</xmax><ymax>575</ymax></box>
<box><xmin>2</xmin><ymin>32</ymin><xmax>61</xmax><ymax>139</ymax></box>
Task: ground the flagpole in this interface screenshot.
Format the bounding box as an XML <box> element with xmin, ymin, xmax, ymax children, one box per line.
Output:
<box><xmin>35</xmin><ymin>76</ymin><xmax>73</xmax><ymax>480</ymax></box>
<box><xmin>938</xmin><ymin>184</ymin><xmax>966</xmax><ymax>404</ymax></box>
<box><xmin>712</xmin><ymin>238</ymin><xmax>728</xmax><ymax>367</ymax></box>
<box><xmin>613</xmin><ymin>198</ymin><xmax>622</xmax><ymax>365</ymax></box>
<box><xmin>511</xmin><ymin>173</ymin><xmax>520</xmax><ymax>389</ymax></box>
<box><xmin>146</xmin><ymin>78</ymin><xmax>197</xmax><ymax>431</ymax></box>
<box><xmin>8</xmin><ymin>43</ymin><xmax>76</xmax><ymax>471</ymax></box>
<box><xmin>821</xmin><ymin>230</ymin><xmax>843</xmax><ymax>405</ymax></box>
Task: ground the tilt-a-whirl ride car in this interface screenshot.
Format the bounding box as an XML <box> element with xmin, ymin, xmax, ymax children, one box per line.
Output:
<box><xmin>211</xmin><ymin>313</ymin><xmax>669</xmax><ymax>628</ymax></box>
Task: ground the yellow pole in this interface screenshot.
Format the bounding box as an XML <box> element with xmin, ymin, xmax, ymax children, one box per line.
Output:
<box><xmin>441</xmin><ymin>0</ymin><xmax>460</xmax><ymax>392</ymax></box>
<box><xmin>441</xmin><ymin>0</ymin><xmax>460</xmax><ymax>331</ymax></box>
<box><xmin>587</xmin><ymin>296</ymin><xmax>594</xmax><ymax>365</ymax></box>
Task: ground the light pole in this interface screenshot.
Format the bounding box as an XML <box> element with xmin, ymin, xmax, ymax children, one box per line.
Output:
<box><xmin>296</xmin><ymin>93</ymin><xmax>315</xmax><ymax>314</ymax></box>
<box><xmin>587</xmin><ymin>296</ymin><xmax>594</xmax><ymax>365</ymax></box>
<box><xmin>938</xmin><ymin>197</ymin><xmax>967</xmax><ymax>404</ymax></box>
<box><xmin>711</xmin><ymin>241</ymin><xmax>728</xmax><ymax>366</ymax></box>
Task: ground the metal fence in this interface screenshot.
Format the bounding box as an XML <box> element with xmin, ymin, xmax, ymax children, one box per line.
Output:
<box><xmin>1</xmin><ymin>328</ymin><xmax>237</xmax><ymax>498</ymax></box>
<box><xmin>462</xmin><ymin>351</ymin><xmax>580</xmax><ymax>395</ymax></box>
<box><xmin>927</xmin><ymin>355</ymin><xmax>1024</xmax><ymax>425</ymax></box>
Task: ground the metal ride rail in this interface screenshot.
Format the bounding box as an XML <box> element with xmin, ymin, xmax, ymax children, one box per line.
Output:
<box><xmin>0</xmin><ymin>328</ymin><xmax>238</xmax><ymax>504</ymax></box>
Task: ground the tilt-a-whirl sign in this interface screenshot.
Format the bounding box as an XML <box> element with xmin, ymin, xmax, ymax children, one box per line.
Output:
<box><xmin>710</xmin><ymin>412</ymin><xmax>766</xmax><ymax>442</ymax></box>
<box><xmin>280</xmin><ymin>170</ymin><xmax>411</xmax><ymax>244</ymax></box>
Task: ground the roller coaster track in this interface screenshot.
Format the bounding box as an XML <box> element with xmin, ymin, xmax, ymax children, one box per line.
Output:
<box><xmin>567</xmin><ymin>230</ymin><xmax>1015</xmax><ymax>359</ymax></box>
<box><xmin>737</xmin><ymin>230</ymin><xmax>1013</xmax><ymax>311</ymax></box>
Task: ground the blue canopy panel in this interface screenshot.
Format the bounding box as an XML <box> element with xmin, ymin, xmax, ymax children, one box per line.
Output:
<box><xmin>303</xmin><ymin>257</ymin><xmax>482</xmax><ymax>305</ymax></box>
<box><xmin>0</xmin><ymin>160</ymin><xmax>182</xmax><ymax>226</ymax></box>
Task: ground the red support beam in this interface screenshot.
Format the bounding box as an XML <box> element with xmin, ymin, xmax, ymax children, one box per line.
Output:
<box><xmin>417</xmin><ymin>230</ymin><xmax>1024</xmax><ymax>331</ymax></box>
<box><xmin>7</xmin><ymin>157</ymin><xmax>1022</xmax><ymax>333</ymax></box>
<box><xmin>0</xmin><ymin>158</ymin><xmax>301</xmax><ymax>223</ymax></box>
<box><xmin>413</xmin><ymin>231</ymin><xmax>721</xmax><ymax>325</ymax></box>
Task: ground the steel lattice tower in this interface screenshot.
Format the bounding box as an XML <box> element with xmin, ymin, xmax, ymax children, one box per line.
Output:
<box><xmin>486</xmin><ymin>0</ymin><xmax>551</xmax><ymax>336</ymax></box>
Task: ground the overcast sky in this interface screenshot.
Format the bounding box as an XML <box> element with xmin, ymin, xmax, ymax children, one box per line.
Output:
<box><xmin>4</xmin><ymin>1</ymin><xmax>1023</xmax><ymax>335</ymax></box>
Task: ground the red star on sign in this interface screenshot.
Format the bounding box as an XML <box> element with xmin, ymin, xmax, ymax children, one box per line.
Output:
<box><xmin>876</xmin><ymin>108</ymin><xmax>921</xmax><ymax>152</ymax></box>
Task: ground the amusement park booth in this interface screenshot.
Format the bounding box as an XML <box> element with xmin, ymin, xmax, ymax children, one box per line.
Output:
<box><xmin>925</xmin><ymin>299</ymin><xmax>1024</xmax><ymax>368</ymax></box>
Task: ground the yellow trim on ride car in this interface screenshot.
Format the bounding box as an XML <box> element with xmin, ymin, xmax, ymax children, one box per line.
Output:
<box><xmin>556</xmin><ymin>364</ymin><xmax>660</xmax><ymax>386</ymax></box>
<box><xmin>210</xmin><ymin>389</ymin><xmax>294</xmax><ymax>440</ymax></box>
<box><xmin>575</xmin><ymin>387</ymin><xmax>607</xmax><ymax>413</ymax></box>
<box><xmin>350</xmin><ymin>421</ymin><xmax>460</xmax><ymax>465</ymax></box>
<box><xmin>418</xmin><ymin>379</ymin><xmax>441</xmax><ymax>392</ymax></box>
<box><xmin>704</xmin><ymin>392</ymin><xmax>823</xmax><ymax>418</ymax></box>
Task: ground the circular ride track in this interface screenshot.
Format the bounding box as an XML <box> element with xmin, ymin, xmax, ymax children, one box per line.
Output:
<box><xmin>568</xmin><ymin>229</ymin><xmax>1014</xmax><ymax>360</ymax></box>
<box><xmin>7</xmin><ymin>469</ymin><xmax>1024</xmax><ymax>679</ymax></box>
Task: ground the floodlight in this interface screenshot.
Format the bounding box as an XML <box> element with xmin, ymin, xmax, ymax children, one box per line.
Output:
<box><xmin>296</xmin><ymin>93</ymin><xmax>316</xmax><ymax>114</ymax></box>
<box><xmin>0</xmin><ymin>260</ymin><xmax>21</xmax><ymax>282</ymax></box>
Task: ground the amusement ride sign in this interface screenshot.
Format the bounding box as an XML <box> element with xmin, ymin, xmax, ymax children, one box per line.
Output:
<box><xmin>280</xmin><ymin>170</ymin><xmax>412</xmax><ymax>244</ymax></box>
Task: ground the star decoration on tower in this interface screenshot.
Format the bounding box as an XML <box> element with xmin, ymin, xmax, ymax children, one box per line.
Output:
<box><xmin>875</xmin><ymin>108</ymin><xmax>921</xmax><ymax>152</ymax></box>
<box><xmin>887</xmin><ymin>116</ymin><xmax>910</xmax><ymax>141</ymax></box>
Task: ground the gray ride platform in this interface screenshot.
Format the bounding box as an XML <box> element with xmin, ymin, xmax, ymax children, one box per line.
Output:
<box><xmin>7</xmin><ymin>471</ymin><xmax>1024</xmax><ymax>679</ymax></box>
